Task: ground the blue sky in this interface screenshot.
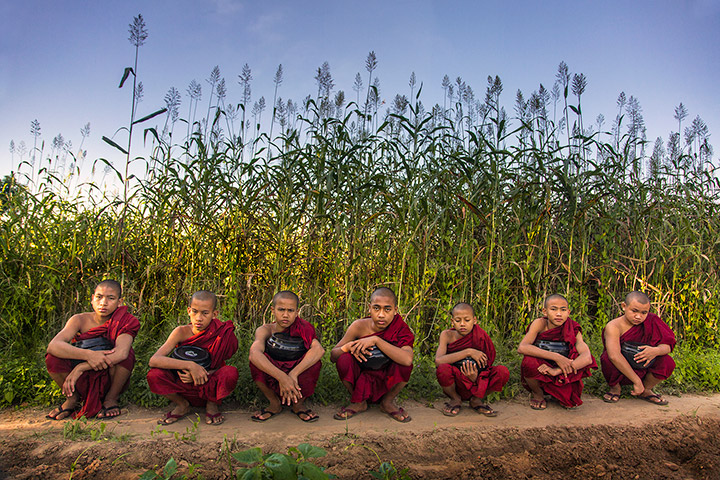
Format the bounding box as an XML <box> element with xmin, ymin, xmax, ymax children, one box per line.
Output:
<box><xmin>1</xmin><ymin>0</ymin><xmax>718</xmax><ymax>180</ymax></box>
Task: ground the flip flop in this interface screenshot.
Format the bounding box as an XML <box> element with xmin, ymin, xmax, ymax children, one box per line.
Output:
<box><xmin>529</xmin><ymin>398</ymin><xmax>547</xmax><ymax>410</ymax></box>
<box><xmin>205</xmin><ymin>412</ymin><xmax>225</xmax><ymax>425</ymax></box>
<box><xmin>442</xmin><ymin>403</ymin><xmax>461</xmax><ymax>417</ymax></box>
<box><xmin>333</xmin><ymin>407</ymin><xmax>359</xmax><ymax>420</ymax></box>
<box><xmin>293</xmin><ymin>409</ymin><xmax>319</xmax><ymax>423</ymax></box>
<box><xmin>640</xmin><ymin>393</ymin><xmax>669</xmax><ymax>406</ymax></box>
<box><xmin>97</xmin><ymin>405</ymin><xmax>121</xmax><ymax>419</ymax></box>
<box><xmin>46</xmin><ymin>405</ymin><xmax>76</xmax><ymax>420</ymax></box>
<box><xmin>471</xmin><ymin>404</ymin><xmax>498</xmax><ymax>417</ymax></box>
<box><xmin>603</xmin><ymin>392</ymin><xmax>620</xmax><ymax>403</ymax></box>
<box><xmin>383</xmin><ymin>407</ymin><xmax>412</xmax><ymax>423</ymax></box>
<box><xmin>251</xmin><ymin>408</ymin><xmax>281</xmax><ymax>422</ymax></box>
<box><xmin>157</xmin><ymin>411</ymin><xmax>188</xmax><ymax>425</ymax></box>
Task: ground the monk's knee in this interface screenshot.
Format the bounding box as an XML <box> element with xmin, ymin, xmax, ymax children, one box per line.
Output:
<box><xmin>435</xmin><ymin>364</ymin><xmax>454</xmax><ymax>386</ymax></box>
<box><xmin>495</xmin><ymin>365</ymin><xmax>510</xmax><ymax>385</ymax></box>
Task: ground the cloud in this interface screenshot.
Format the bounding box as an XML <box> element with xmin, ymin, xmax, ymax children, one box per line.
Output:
<box><xmin>211</xmin><ymin>0</ymin><xmax>244</xmax><ymax>16</ymax></box>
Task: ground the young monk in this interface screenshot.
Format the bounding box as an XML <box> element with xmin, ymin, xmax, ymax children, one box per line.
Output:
<box><xmin>518</xmin><ymin>294</ymin><xmax>597</xmax><ymax>410</ymax></box>
<box><xmin>435</xmin><ymin>302</ymin><xmax>509</xmax><ymax>417</ymax></box>
<box><xmin>600</xmin><ymin>291</ymin><xmax>675</xmax><ymax>405</ymax></box>
<box><xmin>331</xmin><ymin>287</ymin><xmax>414</xmax><ymax>422</ymax></box>
<box><xmin>248</xmin><ymin>291</ymin><xmax>325</xmax><ymax>422</ymax></box>
<box><xmin>147</xmin><ymin>291</ymin><xmax>238</xmax><ymax>425</ymax></box>
<box><xmin>45</xmin><ymin>279</ymin><xmax>140</xmax><ymax>420</ymax></box>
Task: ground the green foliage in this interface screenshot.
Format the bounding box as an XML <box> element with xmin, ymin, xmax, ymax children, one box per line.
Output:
<box><xmin>151</xmin><ymin>414</ymin><xmax>201</xmax><ymax>441</ymax></box>
<box><xmin>369</xmin><ymin>462</ymin><xmax>411</xmax><ymax>480</ymax></box>
<box><xmin>138</xmin><ymin>458</ymin><xmax>203</xmax><ymax>480</ymax></box>
<box><xmin>232</xmin><ymin>443</ymin><xmax>332</xmax><ymax>480</ymax></box>
<box><xmin>0</xmin><ymin>354</ymin><xmax>59</xmax><ymax>407</ymax></box>
<box><xmin>62</xmin><ymin>416</ymin><xmax>130</xmax><ymax>441</ymax></box>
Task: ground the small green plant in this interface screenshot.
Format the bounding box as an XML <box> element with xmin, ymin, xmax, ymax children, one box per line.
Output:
<box><xmin>369</xmin><ymin>462</ymin><xmax>411</xmax><ymax>480</ymax></box>
<box><xmin>138</xmin><ymin>458</ymin><xmax>203</xmax><ymax>480</ymax></box>
<box><xmin>68</xmin><ymin>446</ymin><xmax>93</xmax><ymax>480</ymax></box>
<box><xmin>151</xmin><ymin>414</ymin><xmax>200</xmax><ymax>441</ymax></box>
<box><xmin>232</xmin><ymin>443</ymin><xmax>333</xmax><ymax>480</ymax></box>
<box><xmin>63</xmin><ymin>417</ymin><xmax>129</xmax><ymax>442</ymax></box>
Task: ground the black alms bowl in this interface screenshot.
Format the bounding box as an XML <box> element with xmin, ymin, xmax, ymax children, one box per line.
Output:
<box><xmin>452</xmin><ymin>356</ymin><xmax>484</xmax><ymax>371</ymax></box>
<box><xmin>360</xmin><ymin>347</ymin><xmax>391</xmax><ymax>370</ymax></box>
<box><xmin>171</xmin><ymin>345</ymin><xmax>212</xmax><ymax>369</ymax></box>
<box><xmin>265</xmin><ymin>332</ymin><xmax>307</xmax><ymax>362</ymax></box>
<box><xmin>534</xmin><ymin>340</ymin><xmax>571</xmax><ymax>358</ymax></box>
<box><xmin>621</xmin><ymin>341</ymin><xmax>656</xmax><ymax>370</ymax></box>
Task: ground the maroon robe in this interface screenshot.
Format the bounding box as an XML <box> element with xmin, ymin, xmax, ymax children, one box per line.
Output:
<box><xmin>249</xmin><ymin>317</ymin><xmax>322</xmax><ymax>397</ymax></box>
<box><xmin>147</xmin><ymin>318</ymin><xmax>239</xmax><ymax>406</ymax></box>
<box><xmin>600</xmin><ymin>313</ymin><xmax>676</xmax><ymax>386</ymax></box>
<box><xmin>336</xmin><ymin>314</ymin><xmax>414</xmax><ymax>403</ymax></box>
<box><xmin>521</xmin><ymin>317</ymin><xmax>597</xmax><ymax>408</ymax></box>
<box><xmin>436</xmin><ymin>325</ymin><xmax>509</xmax><ymax>400</ymax></box>
<box><xmin>45</xmin><ymin>306</ymin><xmax>140</xmax><ymax>419</ymax></box>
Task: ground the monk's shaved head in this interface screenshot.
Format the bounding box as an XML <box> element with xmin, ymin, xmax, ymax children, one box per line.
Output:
<box><xmin>96</xmin><ymin>279</ymin><xmax>122</xmax><ymax>298</ymax></box>
<box><xmin>543</xmin><ymin>293</ymin><xmax>568</xmax><ymax>308</ymax></box>
<box><xmin>625</xmin><ymin>291</ymin><xmax>650</xmax><ymax>305</ymax></box>
<box><xmin>273</xmin><ymin>290</ymin><xmax>299</xmax><ymax>308</ymax></box>
<box><xmin>370</xmin><ymin>287</ymin><xmax>397</xmax><ymax>307</ymax></box>
<box><xmin>451</xmin><ymin>302</ymin><xmax>475</xmax><ymax>316</ymax></box>
<box><xmin>191</xmin><ymin>290</ymin><xmax>218</xmax><ymax>309</ymax></box>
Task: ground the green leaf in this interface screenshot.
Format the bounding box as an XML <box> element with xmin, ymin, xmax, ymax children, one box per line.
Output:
<box><xmin>119</xmin><ymin>67</ymin><xmax>134</xmax><ymax>88</ymax></box>
<box><xmin>4</xmin><ymin>391</ymin><xmax>14</xmax><ymax>404</ymax></box>
<box><xmin>297</xmin><ymin>463</ymin><xmax>330</xmax><ymax>480</ymax></box>
<box><xmin>237</xmin><ymin>467</ymin><xmax>262</xmax><ymax>480</ymax></box>
<box><xmin>232</xmin><ymin>448</ymin><xmax>263</xmax><ymax>465</ymax></box>
<box><xmin>297</xmin><ymin>443</ymin><xmax>327</xmax><ymax>459</ymax></box>
<box><xmin>133</xmin><ymin>108</ymin><xmax>169</xmax><ymax>125</ymax></box>
<box><xmin>163</xmin><ymin>458</ymin><xmax>178</xmax><ymax>478</ymax></box>
<box><xmin>102</xmin><ymin>136</ymin><xmax>129</xmax><ymax>155</ymax></box>
<box><xmin>138</xmin><ymin>471</ymin><xmax>159</xmax><ymax>480</ymax></box>
<box><xmin>264</xmin><ymin>453</ymin><xmax>294</xmax><ymax>479</ymax></box>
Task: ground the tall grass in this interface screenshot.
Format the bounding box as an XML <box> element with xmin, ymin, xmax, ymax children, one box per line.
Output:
<box><xmin>2</xmin><ymin>52</ymin><xmax>719</xmax><ymax>405</ymax></box>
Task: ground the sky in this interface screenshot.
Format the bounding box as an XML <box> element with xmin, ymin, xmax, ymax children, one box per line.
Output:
<box><xmin>1</xmin><ymin>0</ymin><xmax>719</xmax><ymax>182</ymax></box>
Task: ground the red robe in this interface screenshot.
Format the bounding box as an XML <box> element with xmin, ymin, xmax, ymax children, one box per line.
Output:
<box><xmin>600</xmin><ymin>313</ymin><xmax>676</xmax><ymax>386</ymax></box>
<box><xmin>45</xmin><ymin>306</ymin><xmax>140</xmax><ymax>419</ymax></box>
<box><xmin>249</xmin><ymin>317</ymin><xmax>322</xmax><ymax>397</ymax></box>
<box><xmin>436</xmin><ymin>325</ymin><xmax>509</xmax><ymax>400</ymax></box>
<box><xmin>521</xmin><ymin>317</ymin><xmax>597</xmax><ymax>408</ymax></box>
<box><xmin>147</xmin><ymin>318</ymin><xmax>239</xmax><ymax>406</ymax></box>
<box><xmin>336</xmin><ymin>314</ymin><xmax>414</xmax><ymax>403</ymax></box>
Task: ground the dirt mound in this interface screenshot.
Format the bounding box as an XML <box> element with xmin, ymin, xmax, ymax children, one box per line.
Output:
<box><xmin>1</xmin><ymin>416</ymin><xmax>718</xmax><ymax>479</ymax></box>
<box><xmin>2</xmin><ymin>395</ymin><xmax>720</xmax><ymax>479</ymax></box>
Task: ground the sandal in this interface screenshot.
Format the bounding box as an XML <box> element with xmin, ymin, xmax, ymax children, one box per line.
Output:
<box><xmin>97</xmin><ymin>405</ymin><xmax>121</xmax><ymax>419</ymax></box>
<box><xmin>471</xmin><ymin>404</ymin><xmax>498</xmax><ymax>417</ymax></box>
<box><xmin>442</xmin><ymin>403</ymin><xmax>461</xmax><ymax>417</ymax></box>
<box><xmin>205</xmin><ymin>412</ymin><xmax>225</xmax><ymax>425</ymax></box>
<box><xmin>333</xmin><ymin>407</ymin><xmax>359</xmax><ymax>420</ymax></box>
<box><xmin>640</xmin><ymin>393</ymin><xmax>669</xmax><ymax>406</ymax></box>
<box><xmin>293</xmin><ymin>409</ymin><xmax>319</xmax><ymax>423</ymax></box>
<box><xmin>251</xmin><ymin>408</ymin><xmax>281</xmax><ymax>422</ymax></box>
<box><xmin>382</xmin><ymin>407</ymin><xmax>412</xmax><ymax>423</ymax></box>
<box><xmin>157</xmin><ymin>410</ymin><xmax>188</xmax><ymax>425</ymax></box>
<box><xmin>529</xmin><ymin>398</ymin><xmax>547</xmax><ymax>410</ymax></box>
<box><xmin>46</xmin><ymin>405</ymin><xmax>76</xmax><ymax>421</ymax></box>
<box><xmin>603</xmin><ymin>392</ymin><xmax>620</xmax><ymax>403</ymax></box>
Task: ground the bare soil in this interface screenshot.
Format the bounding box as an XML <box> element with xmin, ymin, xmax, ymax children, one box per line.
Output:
<box><xmin>1</xmin><ymin>394</ymin><xmax>719</xmax><ymax>479</ymax></box>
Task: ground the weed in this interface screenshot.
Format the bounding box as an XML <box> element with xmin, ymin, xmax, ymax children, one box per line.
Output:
<box><xmin>62</xmin><ymin>417</ymin><xmax>130</xmax><ymax>442</ymax></box>
<box><xmin>151</xmin><ymin>414</ymin><xmax>201</xmax><ymax>441</ymax></box>
<box><xmin>232</xmin><ymin>443</ymin><xmax>333</xmax><ymax>480</ymax></box>
<box><xmin>138</xmin><ymin>457</ymin><xmax>203</xmax><ymax>480</ymax></box>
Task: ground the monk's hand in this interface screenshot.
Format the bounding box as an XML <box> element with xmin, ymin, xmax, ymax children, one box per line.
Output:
<box><xmin>555</xmin><ymin>355</ymin><xmax>575</xmax><ymax>376</ymax></box>
<box><xmin>461</xmin><ymin>361</ymin><xmax>479</xmax><ymax>382</ymax></box>
<box><xmin>279</xmin><ymin>373</ymin><xmax>302</xmax><ymax>405</ymax></box>
<box><xmin>631</xmin><ymin>381</ymin><xmax>645</xmax><ymax>397</ymax></box>
<box><xmin>177</xmin><ymin>370</ymin><xmax>193</xmax><ymax>384</ymax></box>
<box><xmin>469</xmin><ymin>350</ymin><xmax>488</xmax><ymax>369</ymax></box>
<box><xmin>634</xmin><ymin>345</ymin><xmax>657</xmax><ymax>367</ymax></box>
<box><xmin>62</xmin><ymin>368</ymin><xmax>82</xmax><ymax>396</ymax></box>
<box><xmin>86</xmin><ymin>350</ymin><xmax>112</xmax><ymax>371</ymax></box>
<box><xmin>350</xmin><ymin>338</ymin><xmax>376</xmax><ymax>362</ymax></box>
<box><xmin>188</xmin><ymin>363</ymin><xmax>209</xmax><ymax>386</ymax></box>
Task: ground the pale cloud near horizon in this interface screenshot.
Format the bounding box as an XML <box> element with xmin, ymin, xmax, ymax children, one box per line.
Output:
<box><xmin>211</xmin><ymin>0</ymin><xmax>244</xmax><ymax>16</ymax></box>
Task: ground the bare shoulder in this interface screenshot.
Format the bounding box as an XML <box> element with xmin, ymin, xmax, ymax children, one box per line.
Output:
<box><xmin>439</xmin><ymin>328</ymin><xmax>458</xmax><ymax>343</ymax></box>
<box><xmin>170</xmin><ymin>324</ymin><xmax>193</xmax><ymax>343</ymax></box>
<box><xmin>253</xmin><ymin>323</ymin><xmax>273</xmax><ymax>339</ymax></box>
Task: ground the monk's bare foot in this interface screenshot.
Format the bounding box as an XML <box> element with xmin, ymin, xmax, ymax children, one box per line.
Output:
<box><xmin>470</xmin><ymin>398</ymin><xmax>498</xmax><ymax>417</ymax></box>
<box><xmin>205</xmin><ymin>402</ymin><xmax>225</xmax><ymax>425</ymax></box>
<box><xmin>639</xmin><ymin>391</ymin><xmax>669</xmax><ymax>406</ymax></box>
<box><xmin>380</xmin><ymin>401</ymin><xmax>411</xmax><ymax>422</ymax></box>
<box><xmin>46</xmin><ymin>398</ymin><xmax>78</xmax><ymax>421</ymax></box>
<box><xmin>442</xmin><ymin>402</ymin><xmax>461</xmax><ymax>416</ymax></box>
<box><xmin>251</xmin><ymin>402</ymin><xmax>282</xmax><ymax>422</ymax></box>
<box><xmin>333</xmin><ymin>402</ymin><xmax>366</xmax><ymax>420</ymax></box>
<box><xmin>158</xmin><ymin>402</ymin><xmax>191</xmax><ymax>425</ymax></box>
<box><xmin>529</xmin><ymin>396</ymin><xmax>547</xmax><ymax>410</ymax></box>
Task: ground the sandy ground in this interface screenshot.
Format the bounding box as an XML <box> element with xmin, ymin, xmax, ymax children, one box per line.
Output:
<box><xmin>1</xmin><ymin>394</ymin><xmax>719</xmax><ymax>479</ymax></box>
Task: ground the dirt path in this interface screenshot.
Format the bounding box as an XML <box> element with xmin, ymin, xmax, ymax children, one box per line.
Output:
<box><xmin>1</xmin><ymin>394</ymin><xmax>719</xmax><ymax>479</ymax></box>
